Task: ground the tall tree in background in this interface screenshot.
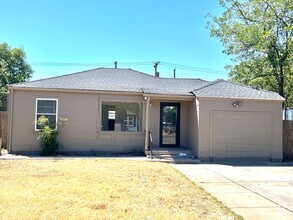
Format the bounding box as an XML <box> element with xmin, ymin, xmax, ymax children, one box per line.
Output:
<box><xmin>207</xmin><ymin>0</ymin><xmax>292</xmax><ymax>107</ymax></box>
<box><xmin>0</xmin><ymin>43</ymin><xmax>33</xmax><ymax>110</ymax></box>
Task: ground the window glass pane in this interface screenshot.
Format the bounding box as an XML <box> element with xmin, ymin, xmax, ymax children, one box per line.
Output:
<box><xmin>37</xmin><ymin>100</ymin><xmax>57</xmax><ymax>113</ymax></box>
<box><xmin>101</xmin><ymin>102</ymin><xmax>142</xmax><ymax>132</ymax></box>
<box><xmin>162</xmin><ymin>106</ymin><xmax>177</xmax><ymax>145</ymax></box>
<box><xmin>36</xmin><ymin>114</ymin><xmax>57</xmax><ymax>129</ymax></box>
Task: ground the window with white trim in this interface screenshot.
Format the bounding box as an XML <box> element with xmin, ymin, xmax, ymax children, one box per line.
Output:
<box><xmin>35</xmin><ymin>98</ymin><xmax>58</xmax><ymax>130</ymax></box>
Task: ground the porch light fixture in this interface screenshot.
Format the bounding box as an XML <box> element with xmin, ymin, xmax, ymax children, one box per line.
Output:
<box><xmin>232</xmin><ymin>101</ymin><xmax>242</xmax><ymax>108</ymax></box>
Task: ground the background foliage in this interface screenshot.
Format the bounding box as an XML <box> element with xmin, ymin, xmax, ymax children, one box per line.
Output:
<box><xmin>208</xmin><ymin>0</ymin><xmax>292</xmax><ymax>107</ymax></box>
<box><xmin>0</xmin><ymin>42</ymin><xmax>33</xmax><ymax>110</ymax></box>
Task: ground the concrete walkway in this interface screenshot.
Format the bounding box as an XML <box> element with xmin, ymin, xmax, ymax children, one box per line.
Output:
<box><xmin>172</xmin><ymin>161</ymin><xmax>293</xmax><ymax>220</ymax></box>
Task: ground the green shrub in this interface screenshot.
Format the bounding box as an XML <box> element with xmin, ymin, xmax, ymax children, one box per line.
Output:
<box><xmin>37</xmin><ymin>116</ymin><xmax>68</xmax><ymax>156</ymax></box>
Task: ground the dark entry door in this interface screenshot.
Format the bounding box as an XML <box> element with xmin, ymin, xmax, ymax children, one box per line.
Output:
<box><xmin>160</xmin><ymin>103</ymin><xmax>180</xmax><ymax>147</ymax></box>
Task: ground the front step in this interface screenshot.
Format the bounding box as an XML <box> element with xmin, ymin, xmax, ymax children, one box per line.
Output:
<box><xmin>146</xmin><ymin>148</ymin><xmax>201</xmax><ymax>164</ymax></box>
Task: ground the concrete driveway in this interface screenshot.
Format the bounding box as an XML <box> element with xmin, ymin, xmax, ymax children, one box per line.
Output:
<box><xmin>172</xmin><ymin>161</ymin><xmax>293</xmax><ymax>220</ymax></box>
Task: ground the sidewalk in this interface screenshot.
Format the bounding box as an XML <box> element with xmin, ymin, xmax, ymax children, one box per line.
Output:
<box><xmin>0</xmin><ymin>150</ymin><xmax>200</xmax><ymax>163</ymax></box>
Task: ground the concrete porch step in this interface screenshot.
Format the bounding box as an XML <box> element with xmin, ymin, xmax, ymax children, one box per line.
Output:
<box><xmin>146</xmin><ymin>147</ymin><xmax>201</xmax><ymax>164</ymax></box>
<box><xmin>147</xmin><ymin>157</ymin><xmax>201</xmax><ymax>164</ymax></box>
<box><xmin>147</xmin><ymin>154</ymin><xmax>194</xmax><ymax>159</ymax></box>
<box><xmin>149</xmin><ymin>148</ymin><xmax>194</xmax><ymax>155</ymax></box>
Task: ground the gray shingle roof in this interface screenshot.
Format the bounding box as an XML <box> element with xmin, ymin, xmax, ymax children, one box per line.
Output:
<box><xmin>192</xmin><ymin>79</ymin><xmax>284</xmax><ymax>101</ymax></box>
<box><xmin>11</xmin><ymin>68</ymin><xmax>208</xmax><ymax>96</ymax></box>
<box><xmin>11</xmin><ymin>68</ymin><xmax>284</xmax><ymax>100</ymax></box>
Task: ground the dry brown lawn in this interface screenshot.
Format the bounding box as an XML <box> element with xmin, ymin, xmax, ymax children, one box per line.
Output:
<box><xmin>0</xmin><ymin>159</ymin><xmax>241</xmax><ymax>219</ymax></box>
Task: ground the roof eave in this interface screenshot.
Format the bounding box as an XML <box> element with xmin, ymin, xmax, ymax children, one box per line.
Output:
<box><xmin>142</xmin><ymin>93</ymin><xmax>195</xmax><ymax>100</ymax></box>
<box><xmin>8</xmin><ymin>86</ymin><xmax>144</xmax><ymax>96</ymax></box>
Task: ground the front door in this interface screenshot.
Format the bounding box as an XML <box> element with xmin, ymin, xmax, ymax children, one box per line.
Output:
<box><xmin>160</xmin><ymin>103</ymin><xmax>180</xmax><ymax>147</ymax></box>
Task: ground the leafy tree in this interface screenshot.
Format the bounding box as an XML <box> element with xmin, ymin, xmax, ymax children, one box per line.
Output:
<box><xmin>0</xmin><ymin>43</ymin><xmax>33</xmax><ymax>110</ymax></box>
<box><xmin>207</xmin><ymin>0</ymin><xmax>292</xmax><ymax>107</ymax></box>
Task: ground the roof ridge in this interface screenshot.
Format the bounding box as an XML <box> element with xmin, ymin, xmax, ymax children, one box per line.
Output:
<box><xmin>158</xmin><ymin>77</ymin><xmax>208</xmax><ymax>81</ymax></box>
<box><xmin>192</xmin><ymin>79</ymin><xmax>224</xmax><ymax>92</ymax></box>
<box><xmin>13</xmin><ymin>67</ymin><xmax>210</xmax><ymax>86</ymax></box>
<box><xmin>11</xmin><ymin>67</ymin><xmax>158</xmax><ymax>86</ymax></box>
<box><xmin>127</xmin><ymin>69</ymin><xmax>209</xmax><ymax>81</ymax></box>
<box><xmin>126</xmin><ymin>68</ymin><xmax>159</xmax><ymax>79</ymax></box>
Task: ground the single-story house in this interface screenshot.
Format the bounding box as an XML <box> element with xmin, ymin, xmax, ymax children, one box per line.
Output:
<box><xmin>7</xmin><ymin>68</ymin><xmax>284</xmax><ymax>160</ymax></box>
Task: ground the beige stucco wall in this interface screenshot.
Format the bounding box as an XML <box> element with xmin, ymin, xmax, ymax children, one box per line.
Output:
<box><xmin>187</xmin><ymin>100</ymin><xmax>198</xmax><ymax>155</ymax></box>
<box><xmin>9</xmin><ymin>90</ymin><xmax>146</xmax><ymax>153</ymax></box>
<box><xmin>10</xmin><ymin>88</ymin><xmax>282</xmax><ymax>159</ymax></box>
<box><xmin>197</xmin><ymin>98</ymin><xmax>283</xmax><ymax>160</ymax></box>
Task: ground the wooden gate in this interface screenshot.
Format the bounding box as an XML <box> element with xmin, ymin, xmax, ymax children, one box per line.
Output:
<box><xmin>283</xmin><ymin>120</ymin><xmax>293</xmax><ymax>160</ymax></box>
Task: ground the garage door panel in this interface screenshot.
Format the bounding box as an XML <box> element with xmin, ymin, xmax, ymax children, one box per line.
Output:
<box><xmin>254</xmin><ymin>151</ymin><xmax>270</xmax><ymax>157</ymax></box>
<box><xmin>242</xmin><ymin>133</ymin><xmax>255</xmax><ymax>139</ymax></box>
<box><xmin>242</xmin><ymin>151</ymin><xmax>258</xmax><ymax>157</ymax></box>
<box><xmin>227</xmin><ymin>151</ymin><xmax>242</xmax><ymax>157</ymax></box>
<box><xmin>213</xmin><ymin>150</ymin><xmax>227</xmax><ymax>157</ymax></box>
<box><xmin>255</xmin><ymin>135</ymin><xmax>270</xmax><ymax>143</ymax></box>
<box><xmin>211</xmin><ymin>111</ymin><xmax>272</xmax><ymax>158</ymax></box>
<box><xmin>215</xmin><ymin>145</ymin><xmax>242</xmax><ymax>152</ymax></box>
<box><xmin>212</xmin><ymin>138</ymin><xmax>226</xmax><ymax>146</ymax></box>
<box><xmin>229</xmin><ymin>131</ymin><xmax>242</xmax><ymax>138</ymax></box>
<box><xmin>242</xmin><ymin>144</ymin><xmax>256</xmax><ymax>152</ymax></box>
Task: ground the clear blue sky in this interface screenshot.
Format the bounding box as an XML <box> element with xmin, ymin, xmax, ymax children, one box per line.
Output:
<box><xmin>0</xmin><ymin>0</ymin><xmax>230</xmax><ymax>81</ymax></box>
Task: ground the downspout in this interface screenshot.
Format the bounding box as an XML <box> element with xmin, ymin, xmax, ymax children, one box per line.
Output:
<box><xmin>144</xmin><ymin>96</ymin><xmax>150</xmax><ymax>153</ymax></box>
<box><xmin>8</xmin><ymin>88</ymin><xmax>14</xmax><ymax>153</ymax></box>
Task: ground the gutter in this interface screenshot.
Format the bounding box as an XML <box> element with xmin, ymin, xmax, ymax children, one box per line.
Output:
<box><xmin>142</xmin><ymin>93</ymin><xmax>194</xmax><ymax>101</ymax></box>
<box><xmin>9</xmin><ymin>86</ymin><xmax>196</xmax><ymax>101</ymax></box>
<box><xmin>7</xmin><ymin>86</ymin><xmax>143</xmax><ymax>96</ymax></box>
<box><xmin>195</xmin><ymin>96</ymin><xmax>285</xmax><ymax>103</ymax></box>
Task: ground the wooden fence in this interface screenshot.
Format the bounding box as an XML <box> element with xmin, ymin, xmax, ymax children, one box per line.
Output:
<box><xmin>283</xmin><ymin>120</ymin><xmax>293</xmax><ymax>160</ymax></box>
<box><xmin>0</xmin><ymin>111</ymin><xmax>8</xmax><ymax>149</ymax></box>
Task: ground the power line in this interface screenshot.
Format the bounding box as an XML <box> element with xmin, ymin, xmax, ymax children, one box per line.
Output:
<box><xmin>160</xmin><ymin>62</ymin><xmax>227</xmax><ymax>74</ymax></box>
<box><xmin>31</xmin><ymin>61</ymin><xmax>155</xmax><ymax>66</ymax></box>
<box><xmin>31</xmin><ymin>61</ymin><xmax>227</xmax><ymax>75</ymax></box>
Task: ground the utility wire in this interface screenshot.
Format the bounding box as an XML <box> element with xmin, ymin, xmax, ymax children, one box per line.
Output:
<box><xmin>31</xmin><ymin>61</ymin><xmax>155</xmax><ymax>66</ymax></box>
<box><xmin>160</xmin><ymin>62</ymin><xmax>227</xmax><ymax>74</ymax></box>
<box><xmin>31</xmin><ymin>61</ymin><xmax>227</xmax><ymax>75</ymax></box>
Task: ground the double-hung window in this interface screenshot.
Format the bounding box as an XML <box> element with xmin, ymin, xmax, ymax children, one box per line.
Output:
<box><xmin>35</xmin><ymin>98</ymin><xmax>58</xmax><ymax>130</ymax></box>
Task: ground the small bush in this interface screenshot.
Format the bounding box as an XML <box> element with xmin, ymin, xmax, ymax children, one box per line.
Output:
<box><xmin>37</xmin><ymin>116</ymin><xmax>67</xmax><ymax>156</ymax></box>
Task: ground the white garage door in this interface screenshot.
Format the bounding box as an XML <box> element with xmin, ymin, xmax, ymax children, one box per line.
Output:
<box><xmin>211</xmin><ymin>111</ymin><xmax>272</xmax><ymax>158</ymax></box>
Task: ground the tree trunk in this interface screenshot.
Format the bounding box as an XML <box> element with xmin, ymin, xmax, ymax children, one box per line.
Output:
<box><xmin>279</xmin><ymin>64</ymin><xmax>285</xmax><ymax>108</ymax></box>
